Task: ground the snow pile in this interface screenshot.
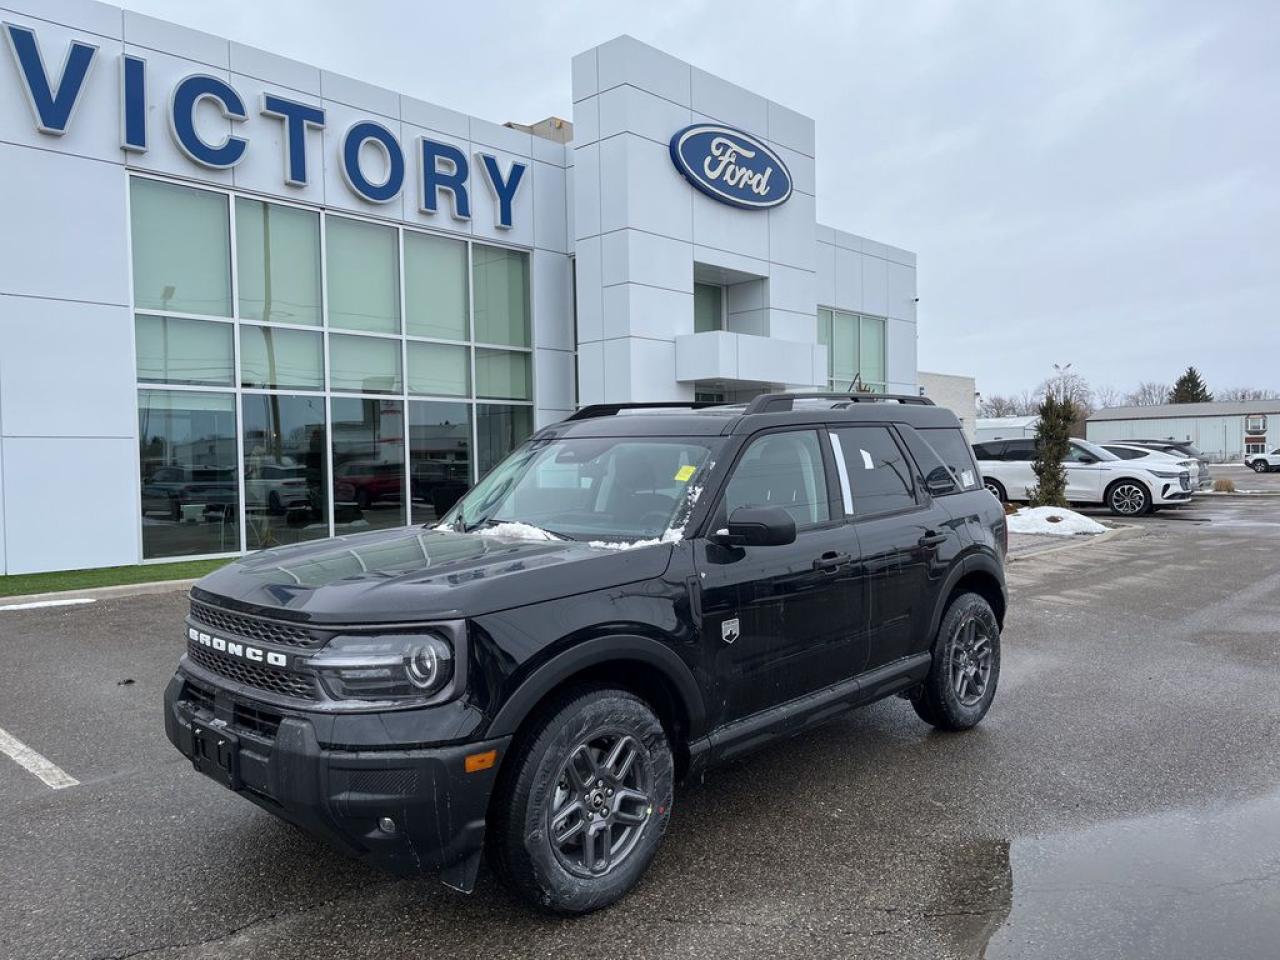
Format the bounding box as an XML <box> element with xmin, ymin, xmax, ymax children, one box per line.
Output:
<box><xmin>1007</xmin><ymin>507</ymin><xmax>1107</xmax><ymax>536</ymax></box>
<box><xmin>587</xmin><ymin>528</ymin><xmax>684</xmax><ymax>551</ymax></box>
<box><xmin>474</xmin><ymin>522</ymin><xmax>562</xmax><ymax>541</ymax></box>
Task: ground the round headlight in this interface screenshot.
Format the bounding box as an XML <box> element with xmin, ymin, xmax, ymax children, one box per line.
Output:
<box><xmin>405</xmin><ymin>637</ymin><xmax>448</xmax><ymax>690</ymax></box>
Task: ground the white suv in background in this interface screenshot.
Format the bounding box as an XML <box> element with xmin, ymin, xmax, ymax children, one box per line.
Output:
<box><xmin>973</xmin><ymin>438</ymin><xmax>1193</xmax><ymax>516</ymax></box>
<box><xmin>1245</xmin><ymin>449</ymin><xmax>1280</xmax><ymax>473</ymax></box>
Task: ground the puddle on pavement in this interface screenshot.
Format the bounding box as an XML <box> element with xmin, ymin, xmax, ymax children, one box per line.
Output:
<box><xmin>972</xmin><ymin>791</ymin><xmax>1280</xmax><ymax>960</ymax></box>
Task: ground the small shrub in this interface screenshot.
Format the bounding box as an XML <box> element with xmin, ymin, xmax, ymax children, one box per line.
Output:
<box><xmin>1213</xmin><ymin>477</ymin><xmax>1236</xmax><ymax>493</ymax></box>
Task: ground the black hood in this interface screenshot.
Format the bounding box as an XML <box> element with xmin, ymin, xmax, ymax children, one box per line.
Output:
<box><xmin>192</xmin><ymin>526</ymin><xmax>675</xmax><ymax>624</ymax></box>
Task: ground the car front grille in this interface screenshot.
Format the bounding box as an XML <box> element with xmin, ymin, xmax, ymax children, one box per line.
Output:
<box><xmin>187</xmin><ymin>643</ymin><xmax>318</xmax><ymax>701</ymax></box>
<box><xmin>189</xmin><ymin>599</ymin><xmax>325</xmax><ymax>649</ymax></box>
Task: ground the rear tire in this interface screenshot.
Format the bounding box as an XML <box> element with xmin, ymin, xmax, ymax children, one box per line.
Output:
<box><xmin>486</xmin><ymin>688</ymin><xmax>674</xmax><ymax>914</ymax></box>
<box><xmin>912</xmin><ymin>592</ymin><xmax>1001</xmax><ymax>731</ymax></box>
<box><xmin>983</xmin><ymin>478</ymin><xmax>1007</xmax><ymax>502</ymax></box>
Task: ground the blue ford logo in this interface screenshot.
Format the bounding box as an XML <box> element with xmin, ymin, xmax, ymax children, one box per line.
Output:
<box><xmin>668</xmin><ymin>124</ymin><xmax>792</xmax><ymax>210</ymax></box>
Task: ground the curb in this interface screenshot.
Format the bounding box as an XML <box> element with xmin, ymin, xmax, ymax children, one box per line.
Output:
<box><xmin>0</xmin><ymin>577</ymin><xmax>197</xmax><ymax>608</ymax></box>
<box><xmin>1007</xmin><ymin>522</ymin><xmax>1141</xmax><ymax>562</ymax></box>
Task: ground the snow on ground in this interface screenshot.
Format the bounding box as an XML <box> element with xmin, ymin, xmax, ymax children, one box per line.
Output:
<box><xmin>1007</xmin><ymin>506</ymin><xmax>1108</xmax><ymax>536</ymax></box>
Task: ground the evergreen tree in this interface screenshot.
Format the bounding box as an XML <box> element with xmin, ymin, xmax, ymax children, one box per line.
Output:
<box><xmin>1169</xmin><ymin>367</ymin><xmax>1213</xmax><ymax>403</ymax></box>
<box><xmin>1028</xmin><ymin>391</ymin><xmax>1076</xmax><ymax>507</ymax></box>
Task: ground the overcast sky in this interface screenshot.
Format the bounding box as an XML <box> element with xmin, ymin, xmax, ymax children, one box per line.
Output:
<box><xmin>122</xmin><ymin>0</ymin><xmax>1278</xmax><ymax>399</ymax></box>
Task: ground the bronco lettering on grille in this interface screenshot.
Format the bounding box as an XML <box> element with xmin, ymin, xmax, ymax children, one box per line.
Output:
<box><xmin>188</xmin><ymin>627</ymin><xmax>288</xmax><ymax>667</ymax></box>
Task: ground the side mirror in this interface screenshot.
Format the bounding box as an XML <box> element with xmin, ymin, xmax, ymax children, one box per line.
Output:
<box><xmin>1076</xmin><ymin>455</ymin><xmax>1097</xmax><ymax>464</ymax></box>
<box><xmin>923</xmin><ymin>466</ymin><xmax>957</xmax><ymax>497</ymax></box>
<box><xmin>710</xmin><ymin>505</ymin><xmax>797</xmax><ymax>547</ymax></box>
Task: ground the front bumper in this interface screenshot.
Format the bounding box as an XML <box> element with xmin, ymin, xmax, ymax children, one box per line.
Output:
<box><xmin>1152</xmin><ymin>482</ymin><xmax>1193</xmax><ymax>505</ymax></box>
<box><xmin>164</xmin><ymin>669</ymin><xmax>508</xmax><ymax>887</ymax></box>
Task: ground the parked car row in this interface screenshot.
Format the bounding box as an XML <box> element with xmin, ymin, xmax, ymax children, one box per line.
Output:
<box><xmin>973</xmin><ymin>437</ymin><xmax>1194</xmax><ymax>516</ymax></box>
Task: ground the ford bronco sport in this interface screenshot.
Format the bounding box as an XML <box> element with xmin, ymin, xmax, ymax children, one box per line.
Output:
<box><xmin>164</xmin><ymin>393</ymin><xmax>1008</xmax><ymax>914</ymax></box>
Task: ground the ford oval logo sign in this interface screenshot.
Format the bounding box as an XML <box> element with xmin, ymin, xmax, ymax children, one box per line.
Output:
<box><xmin>669</xmin><ymin>124</ymin><xmax>793</xmax><ymax>210</ymax></box>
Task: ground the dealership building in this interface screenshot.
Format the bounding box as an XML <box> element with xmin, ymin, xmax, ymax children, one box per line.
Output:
<box><xmin>0</xmin><ymin>0</ymin><xmax>919</xmax><ymax>575</ymax></box>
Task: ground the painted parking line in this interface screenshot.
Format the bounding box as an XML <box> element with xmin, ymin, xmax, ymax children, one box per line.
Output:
<box><xmin>0</xmin><ymin>726</ymin><xmax>79</xmax><ymax>789</ymax></box>
<box><xmin>0</xmin><ymin>597</ymin><xmax>96</xmax><ymax>612</ymax></box>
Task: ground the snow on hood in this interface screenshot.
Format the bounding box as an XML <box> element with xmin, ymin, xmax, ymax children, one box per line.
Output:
<box><xmin>1007</xmin><ymin>507</ymin><xmax>1108</xmax><ymax>536</ymax></box>
<box><xmin>433</xmin><ymin>521</ymin><xmax>563</xmax><ymax>541</ymax></box>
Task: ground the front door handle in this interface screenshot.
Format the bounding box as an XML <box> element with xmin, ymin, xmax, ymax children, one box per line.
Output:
<box><xmin>812</xmin><ymin>551</ymin><xmax>853</xmax><ymax>572</ymax></box>
<box><xmin>918</xmin><ymin>531</ymin><xmax>948</xmax><ymax>549</ymax></box>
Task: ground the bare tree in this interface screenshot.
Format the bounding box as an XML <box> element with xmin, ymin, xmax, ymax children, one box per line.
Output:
<box><xmin>1092</xmin><ymin>384</ymin><xmax>1124</xmax><ymax>410</ymax></box>
<box><xmin>1217</xmin><ymin>386</ymin><xmax>1280</xmax><ymax>402</ymax></box>
<box><xmin>1127</xmin><ymin>382</ymin><xmax>1170</xmax><ymax>406</ymax></box>
<box><xmin>1036</xmin><ymin>364</ymin><xmax>1094</xmax><ymax>417</ymax></box>
<box><xmin>980</xmin><ymin>392</ymin><xmax>1041</xmax><ymax>417</ymax></box>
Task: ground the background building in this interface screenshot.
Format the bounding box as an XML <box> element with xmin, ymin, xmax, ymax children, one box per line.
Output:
<box><xmin>0</xmin><ymin>1</ymin><xmax>916</xmax><ymax>574</ymax></box>
<box><xmin>974</xmin><ymin>416</ymin><xmax>1040</xmax><ymax>443</ymax></box>
<box><xmin>918</xmin><ymin>371</ymin><xmax>977</xmax><ymax>438</ymax></box>
<box><xmin>1087</xmin><ymin>401</ymin><xmax>1278</xmax><ymax>462</ymax></box>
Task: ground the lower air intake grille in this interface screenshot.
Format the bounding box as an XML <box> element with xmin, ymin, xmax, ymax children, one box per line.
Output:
<box><xmin>188</xmin><ymin>643</ymin><xmax>317</xmax><ymax>701</ymax></box>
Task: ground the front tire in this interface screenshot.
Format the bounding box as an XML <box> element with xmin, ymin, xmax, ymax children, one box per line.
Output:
<box><xmin>486</xmin><ymin>688</ymin><xmax>674</xmax><ymax>914</ymax></box>
<box><xmin>912</xmin><ymin>592</ymin><xmax>1001</xmax><ymax>731</ymax></box>
<box><xmin>1106</xmin><ymin>479</ymin><xmax>1151</xmax><ymax>516</ymax></box>
<box><xmin>1252</xmin><ymin>460</ymin><xmax>1269</xmax><ymax>474</ymax></box>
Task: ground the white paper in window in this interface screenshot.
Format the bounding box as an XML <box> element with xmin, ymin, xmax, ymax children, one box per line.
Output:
<box><xmin>860</xmin><ymin>448</ymin><xmax>874</xmax><ymax>470</ymax></box>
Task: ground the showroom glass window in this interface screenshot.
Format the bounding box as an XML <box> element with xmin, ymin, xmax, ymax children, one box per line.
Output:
<box><xmin>137</xmin><ymin>391</ymin><xmax>239</xmax><ymax>558</ymax></box>
<box><xmin>242</xmin><ymin>394</ymin><xmax>329</xmax><ymax>550</ymax></box>
<box><xmin>332</xmin><ymin>398</ymin><xmax>406</xmax><ymax>534</ymax></box>
<box><xmin>410</xmin><ymin>402</ymin><xmax>471</xmax><ymax>524</ymax></box>
<box><xmin>817</xmin><ymin>308</ymin><xmax>887</xmax><ymax>392</ymax></box>
<box><xmin>129</xmin><ymin>176</ymin><xmax>537</xmax><ymax>562</ymax></box>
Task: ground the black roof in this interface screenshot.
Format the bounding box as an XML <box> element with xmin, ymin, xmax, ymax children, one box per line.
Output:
<box><xmin>536</xmin><ymin>394</ymin><xmax>963</xmax><ymax>439</ymax></box>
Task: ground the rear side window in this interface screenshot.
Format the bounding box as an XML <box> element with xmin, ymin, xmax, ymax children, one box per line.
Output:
<box><xmin>972</xmin><ymin>441</ymin><xmax>1005</xmax><ymax>461</ymax></box>
<box><xmin>1106</xmin><ymin>446</ymin><xmax>1144</xmax><ymax>460</ymax></box>
<box><xmin>920</xmin><ymin>427</ymin><xmax>980</xmax><ymax>491</ymax></box>
<box><xmin>898</xmin><ymin>425</ymin><xmax>958</xmax><ymax>495</ymax></box>
<box><xmin>1003</xmin><ymin>439</ymin><xmax>1036</xmax><ymax>461</ymax></box>
<box><xmin>832</xmin><ymin>426</ymin><xmax>916</xmax><ymax>517</ymax></box>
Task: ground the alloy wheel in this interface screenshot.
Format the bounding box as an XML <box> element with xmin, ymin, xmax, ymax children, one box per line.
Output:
<box><xmin>1111</xmin><ymin>483</ymin><xmax>1147</xmax><ymax>515</ymax></box>
<box><xmin>984</xmin><ymin>480</ymin><xmax>1003</xmax><ymax>500</ymax></box>
<box><xmin>546</xmin><ymin>732</ymin><xmax>653</xmax><ymax>878</ymax></box>
<box><xmin>949</xmin><ymin>616</ymin><xmax>994</xmax><ymax>707</ymax></box>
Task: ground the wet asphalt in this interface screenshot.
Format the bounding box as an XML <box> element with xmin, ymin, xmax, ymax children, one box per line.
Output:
<box><xmin>1</xmin><ymin>496</ymin><xmax>1277</xmax><ymax>959</ymax></box>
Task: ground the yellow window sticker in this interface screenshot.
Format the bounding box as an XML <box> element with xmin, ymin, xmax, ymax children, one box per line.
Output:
<box><xmin>674</xmin><ymin>465</ymin><xmax>696</xmax><ymax>482</ymax></box>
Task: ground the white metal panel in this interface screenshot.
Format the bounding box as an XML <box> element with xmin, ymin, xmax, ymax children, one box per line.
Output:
<box><xmin>0</xmin><ymin>296</ymin><xmax>135</xmax><ymax>437</ymax></box>
<box><xmin>0</xmin><ymin>143</ymin><xmax>130</xmax><ymax>304</ymax></box>
<box><xmin>2</xmin><ymin>436</ymin><xmax>140</xmax><ymax>573</ymax></box>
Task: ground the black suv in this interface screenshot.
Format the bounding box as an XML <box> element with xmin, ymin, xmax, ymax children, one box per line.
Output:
<box><xmin>164</xmin><ymin>393</ymin><xmax>1007</xmax><ymax>913</ymax></box>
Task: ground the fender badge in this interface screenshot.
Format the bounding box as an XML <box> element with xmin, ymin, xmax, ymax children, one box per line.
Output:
<box><xmin>721</xmin><ymin>618</ymin><xmax>740</xmax><ymax>644</ymax></box>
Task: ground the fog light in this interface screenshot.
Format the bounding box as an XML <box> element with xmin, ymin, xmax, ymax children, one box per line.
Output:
<box><xmin>378</xmin><ymin>816</ymin><xmax>397</xmax><ymax>834</ymax></box>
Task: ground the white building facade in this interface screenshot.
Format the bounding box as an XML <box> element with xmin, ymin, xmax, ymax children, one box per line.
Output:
<box><xmin>1087</xmin><ymin>401</ymin><xmax>1278</xmax><ymax>462</ymax></box>
<box><xmin>0</xmin><ymin>0</ymin><xmax>917</xmax><ymax>574</ymax></box>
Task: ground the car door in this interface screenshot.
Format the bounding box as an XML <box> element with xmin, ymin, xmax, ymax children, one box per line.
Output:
<box><xmin>832</xmin><ymin>424</ymin><xmax>957</xmax><ymax>671</ymax></box>
<box><xmin>695</xmin><ymin>427</ymin><xmax>864</xmax><ymax>726</ymax></box>
<box><xmin>998</xmin><ymin>439</ymin><xmax>1038</xmax><ymax>500</ymax></box>
<box><xmin>1064</xmin><ymin>442</ymin><xmax>1106</xmax><ymax>502</ymax></box>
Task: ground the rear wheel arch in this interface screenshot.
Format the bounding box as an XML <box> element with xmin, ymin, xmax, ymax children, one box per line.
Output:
<box><xmin>925</xmin><ymin>557</ymin><xmax>1006</xmax><ymax>646</ymax></box>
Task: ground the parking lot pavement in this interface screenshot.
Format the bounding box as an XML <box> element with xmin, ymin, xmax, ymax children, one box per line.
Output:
<box><xmin>1211</xmin><ymin>462</ymin><xmax>1280</xmax><ymax>492</ymax></box>
<box><xmin>2</xmin><ymin>497</ymin><xmax>1278</xmax><ymax>960</ymax></box>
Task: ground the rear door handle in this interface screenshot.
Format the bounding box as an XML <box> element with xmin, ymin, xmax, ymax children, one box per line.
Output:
<box><xmin>812</xmin><ymin>551</ymin><xmax>853</xmax><ymax>572</ymax></box>
<box><xmin>918</xmin><ymin>531</ymin><xmax>948</xmax><ymax>549</ymax></box>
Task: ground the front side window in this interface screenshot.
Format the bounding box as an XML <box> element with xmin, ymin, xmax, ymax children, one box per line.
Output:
<box><xmin>721</xmin><ymin>430</ymin><xmax>830</xmax><ymax>528</ymax></box>
<box><xmin>444</xmin><ymin>436</ymin><xmax>717</xmax><ymax>542</ymax></box>
<box><xmin>832</xmin><ymin>426</ymin><xmax>916</xmax><ymax>517</ymax></box>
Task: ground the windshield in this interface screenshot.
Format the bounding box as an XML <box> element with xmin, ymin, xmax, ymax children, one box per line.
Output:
<box><xmin>441</xmin><ymin>436</ymin><xmax>720</xmax><ymax>542</ymax></box>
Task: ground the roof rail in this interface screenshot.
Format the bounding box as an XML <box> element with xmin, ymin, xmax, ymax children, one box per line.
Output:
<box><xmin>564</xmin><ymin>401</ymin><xmax>725</xmax><ymax>422</ymax></box>
<box><xmin>742</xmin><ymin>392</ymin><xmax>936</xmax><ymax>415</ymax></box>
